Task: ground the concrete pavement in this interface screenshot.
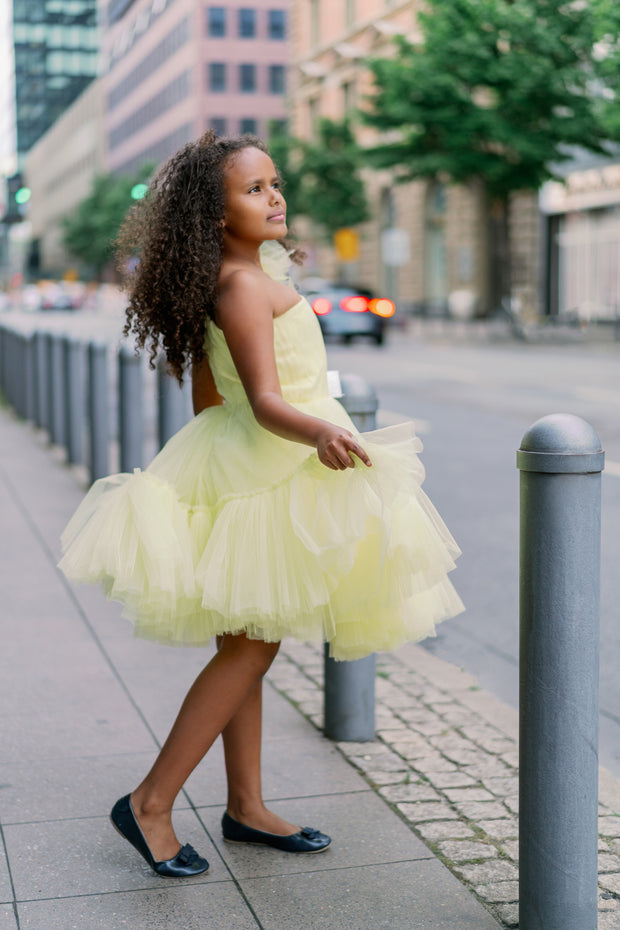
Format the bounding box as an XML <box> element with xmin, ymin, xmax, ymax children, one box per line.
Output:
<box><xmin>1</xmin><ymin>401</ymin><xmax>620</xmax><ymax>928</ymax></box>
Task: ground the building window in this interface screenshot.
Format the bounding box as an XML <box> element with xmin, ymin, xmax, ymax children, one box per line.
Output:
<box><xmin>209</xmin><ymin>62</ymin><xmax>227</xmax><ymax>92</ymax></box>
<box><xmin>238</xmin><ymin>8</ymin><xmax>255</xmax><ymax>38</ymax></box>
<box><xmin>211</xmin><ymin>117</ymin><xmax>227</xmax><ymax>136</ymax></box>
<box><xmin>269</xmin><ymin>64</ymin><xmax>285</xmax><ymax>94</ymax></box>
<box><xmin>239</xmin><ymin>63</ymin><xmax>256</xmax><ymax>92</ymax></box>
<box><xmin>346</xmin><ymin>0</ymin><xmax>355</xmax><ymax>28</ymax></box>
<box><xmin>268</xmin><ymin>10</ymin><xmax>286</xmax><ymax>40</ymax></box>
<box><xmin>207</xmin><ymin>7</ymin><xmax>226</xmax><ymax>37</ymax></box>
<box><xmin>240</xmin><ymin>118</ymin><xmax>257</xmax><ymax>134</ymax></box>
<box><xmin>342</xmin><ymin>79</ymin><xmax>356</xmax><ymax>113</ymax></box>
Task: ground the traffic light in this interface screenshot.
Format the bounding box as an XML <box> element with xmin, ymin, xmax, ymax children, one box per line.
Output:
<box><xmin>3</xmin><ymin>173</ymin><xmax>30</xmax><ymax>224</ymax></box>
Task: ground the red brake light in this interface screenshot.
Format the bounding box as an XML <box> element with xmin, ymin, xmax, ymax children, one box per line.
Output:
<box><xmin>369</xmin><ymin>297</ymin><xmax>395</xmax><ymax>318</ymax></box>
<box><xmin>312</xmin><ymin>297</ymin><xmax>331</xmax><ymax>315</ymax></box>
<box><xmin>341</xmin><ymin>295</ymin><xmax>369</xmax><ymax>313</ymax></box>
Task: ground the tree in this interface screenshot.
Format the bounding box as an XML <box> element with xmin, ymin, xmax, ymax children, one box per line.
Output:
<box><xmin>363</xmin><ymin>0</ymin><xmax>620</xmax><ymax>313</ymax></box>
<box><xmin>63</xmin><ymin>168</ymin><xmax>152</xmax><ymax>278</ymax></box>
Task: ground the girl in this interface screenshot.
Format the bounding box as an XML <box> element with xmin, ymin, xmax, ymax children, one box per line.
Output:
<box><xmin>59</xmin><ymin>132</ymin><xmax>463</xmax><ymax>878</ymax></box>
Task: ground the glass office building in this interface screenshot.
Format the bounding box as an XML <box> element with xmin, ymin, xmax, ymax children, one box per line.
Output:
<box><xmin>12</xmin><ymin>0</ymin><xmax>98</xmax><ymax>157</ymax></box>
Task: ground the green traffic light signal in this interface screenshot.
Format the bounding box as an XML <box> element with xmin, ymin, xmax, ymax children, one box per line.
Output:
<box><xmin>15</xmin><ymin>187</ymin><xmax>31</xmax><ymax>204</ymax></box>
<box><xmin>131</xmin><ymin>183</ymin><xmax>148</xmax><ymax>200</ymax></box>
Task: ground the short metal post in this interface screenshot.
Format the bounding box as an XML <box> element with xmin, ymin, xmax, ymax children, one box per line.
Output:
<box><xmin>88</xmin><ymin>342</ymin><xmax>110</xmax><ymax>483</ymax></box>
<box><xmin>157</xmin><ymin>356</ymin><xmax>190</xmax><ymax>448</ymax></box>
<box><xmin>23</xmin><ymin>333</ymin><xmax>35</xmax><ymax>421</ymax></box>
<box><xmin>34</xmin><ymin>331</ymin><xmax>48</xmax><ymax>430</ymax></box>
<box><xmin>517</xmin><ymin>414</ymin><xmax>603</xmax><ymax>930</ymax></box>
<box><xmin>49</xmin><ymin>334</ymin><xmax>66</xmax><ymax>447</ymax></box>
<box><xmin>323</xmin><ymin>373</ymin><xmax>379</xmax><ymax>742</ymax></box>
<box><xmin>118</xmin><ymin>344</ymin><xmax>143</xmax><ymax>472</ymax></box>
<box><xmin>64</xmin><ymin>337</ymin><xmax>85</xmax><ymax>465</ymax></box>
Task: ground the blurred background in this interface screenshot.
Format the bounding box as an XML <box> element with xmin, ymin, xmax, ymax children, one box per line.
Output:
<box><xmin>2</xmin><ymin>0</ymin><xmax>620</xmax><ymax>329</ymax></box>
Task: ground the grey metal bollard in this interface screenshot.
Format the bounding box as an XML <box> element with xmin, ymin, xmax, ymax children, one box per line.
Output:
<box><xmin>118</xmin><ymin>344</ymin><xmax>143</xmax><ymax>472</ymax></box>
<box><xmin>23</xmin><ymin>333</ymin><xmax>36</xmax><ymax>422</ymax></box>
<box><xmin>64</xmin><ymin>337</ymin><xmax>85</xmax><ymax>465</ymax></box>
<box><xmin>323</xmin><ymin>373</ymin><xmax>379</xmax><ymax>742</ymax></box>
<box><xmin>517</xmin><ymin>413</ymin><xmax>604</xmax><ymax>930</ymax></box>
<box><xmin>49</xmin><ymin>334</ymin><xmax>67</xmax><ymax>447</ymax></box>
<box><xmin>88</xmin><ymin>342</ymin><xmax>110</xmax><ymax>483</ymax></box>
<box><xmin>157</xmin><ymin>356</ymin><xmax>191</xmax><ymax>449</ymax></box>
<box><xmin>34</xmin><ymin>331</ymin><xmax>49</xmax><ymax>430</ymax></box>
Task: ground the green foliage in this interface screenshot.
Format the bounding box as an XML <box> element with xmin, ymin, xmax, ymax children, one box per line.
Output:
<box><xmin>363</xmin><ymin>0</ymin><xmax>620</xmax><ymax>199</ymax></box>
<box><xmin>299</xmin><ymin>119</ymin><xmax>370</xmax><ymax>235</ymax></box>
<box><xmin>62</xmin><ymin>167</ymin><xmax>153</xmax><ymax>274</ymax></box>
<box><xmin>271</xmin><ymin>119</ymin><xmax>369</xmax><ymax>236</ymax></box>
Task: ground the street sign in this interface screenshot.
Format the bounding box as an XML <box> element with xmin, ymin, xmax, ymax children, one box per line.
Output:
<box><xmin>381</xmin><ymin>227</ymin><xmax>410</xmax><ymax>267</ymax></box>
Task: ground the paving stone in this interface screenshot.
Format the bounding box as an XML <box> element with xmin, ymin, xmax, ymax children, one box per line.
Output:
<box><xmin>364</xmin><ymin>769</ymin><xmax>410</xmax><ymax>786</ymax></box>
<box><xmin>379</xmin><ymin>783</ymin><xmax>442</xmax><ymax>804</ymax></box>
<box><xmin>495</xmin><ymin>903</ymin><xmax>520</xmax><ymax>927</ymax></box>
<box><xmin>437</xmin><ymin>840</ymin><xmax>498</xmax><ymax>862</ymax></box>
<box><xmin>501</xmin><ymin>751</ymin><xmax>519</xmax><ymax>768</ymax></box>
<box><xmin>599</xmin><ymin>853</ymin><xmax>620</xmax><ymax>873</ymax></box>
<box><xmin>455</xmin><ymin>861</ymin><xmax>519</xmax><ymax>884</ymax></box>
<box><xmin>463</xmin><ymin>758</ymin><xmax>513</xmax><ymax>778</ymax></box>
<box><xmin>600</xmin><ymin>817</ymin><xmax>620</xmax><ymax>838</ymax></box>
<box><xmin>609</xmin><ymin>838</ymin><xmax>620</xmax><ymax>854</ymax></box>
<box><xmin>410</xmin><ymin>754</ymin><xmax>459</xmax><ymax>774</ymax></box>
<box><xmin>420</xmin><ymin>688</ymin><xmax>454</xmax><ymax>704</ymax></box>
<box><xmin>599</xmin><ymin>912</ymin><xmax>620</xmax><ymax>930</ymax></box>
<box><xmin>441</xmin><ymin>748</ymin><xmax>488</xmax><ymax>767</ymax></box>
<box><xmin>500</xmin><ymin>840</ymin><xmax>519</xmax><ymax>861</ymax></box>
<box><xmin>599</xmin><ymin>873</ymin><xmax>620</xmax><ymax>895</ymax></box>
<box><xmin>396</xmin><ymin>801</ymin><xmax>459</xmax><ymax>822</ymax></box>
<box><xmin>478</xmin><ymin>819</ymin><xmax>519</xmax><ymax>839</ymax></box>
<box><xmin>390</xmin><ymin>738</ymin><xmax>437</xmax><ymax>761</ymax></box>
<box><xmin>504</xmin><ymin>796</ymin><xmax>519</xmax><ymax>814</ymax></box>
<box><xmin>424</xmin><ymin>771</ymin><xmax>479</xmax><ymax>790</ymax></box>
<box><xmin>415</xmin><ymin>821</ymin><xmax>476</xmax><ymax>841</ymax></box>
<box><xmin>443</xmin><ymin>787</ymin><xmax>497</xmax><ymax>804</ymax></box>
<box><xmin>599</xmin><ymin>891</ymin><xmax>620</xmax><ymax>912</ymax></box>
<box><xmin>480</xmin><ymin>776</ymin><xmax>519</xmax><ymax>798</ymax></box>
<box><xmin>349</xmin><ymin>752</ymin><xmax>409</xmax><ymax>773</ymax></box>
<box><xmin>455</xmin><ymin>801</ymin><xmax>511</xmax><ymax>821</ymax></box>
<box><xmin>438</xmin><ymin>709</ymin><xmax>483</xmax><ymax>728</ymax></box>
<box><xmin>473</xmin><ymin>881</ymin><xmax>519</xmax><ymax>903</ymax></box>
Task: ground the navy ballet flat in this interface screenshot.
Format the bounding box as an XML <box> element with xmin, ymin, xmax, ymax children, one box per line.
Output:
<box><xmin>221</xmin><ymin>810</ymin><xmax>331</xmax><ymax>853</ymax></box>
<box><xmin>110</xmin><ymin>795</ymin><xmax>209</xmax><ymax>877</ymax></box>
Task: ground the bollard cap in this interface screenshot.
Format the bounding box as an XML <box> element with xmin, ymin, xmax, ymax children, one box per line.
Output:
<box><xmin>339</xmin><ymin>372</ymin><xmax>379</xmax><ymax>415</ymax></box>
<box><xmin>517</xmin><ymin>414</ymin><xmax>605</xmax><ymax>474</ymax></box>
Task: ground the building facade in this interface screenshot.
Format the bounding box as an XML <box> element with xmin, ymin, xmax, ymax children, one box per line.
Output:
<box><xmin>102</xmin><ymin>0</ymin><xmax>290</xmax><ymax>177</ymax></box>
<box><xmin>290</xmin><ymin>0</ymin><xmax>541</xmax><ymax>318</ymax></box>
<box><xmin>25</xmin><ymin>79</ymin><xmax>105</xmax><ymax>274</ymax></box>
<box><xmin>12</xmin><ymin>0</ymin><xmax>99</xmax><ymax>159</ymax></box>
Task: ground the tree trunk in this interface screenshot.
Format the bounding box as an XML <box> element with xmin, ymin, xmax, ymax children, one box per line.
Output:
<box><xmin>486</xmin><ymin>193</ymin><xmax>512</xmax><ymax>315</ymax></box>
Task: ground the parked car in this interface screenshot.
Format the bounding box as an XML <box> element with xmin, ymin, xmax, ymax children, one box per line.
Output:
<box><xmin>299</xmin><ymin>282</ymin><xmax>395</xmax><ymax>345</ymax></box>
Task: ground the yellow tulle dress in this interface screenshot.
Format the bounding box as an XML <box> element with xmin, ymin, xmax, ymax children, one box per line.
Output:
<box><xmin>59</xmin><ymin>244</ymin><xmax>464</xmax><ymax>660</ymax></box>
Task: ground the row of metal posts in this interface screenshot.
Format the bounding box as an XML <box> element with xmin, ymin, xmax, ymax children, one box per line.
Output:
<box><xmin>0</xmin><ymin>321</ymin><xmax>605</xmax><ymax>929</ymax></box>
<box><xmin>0</xmin><ymin>326</ymin><xmax>192</xmax><ymax>483</ymax></box>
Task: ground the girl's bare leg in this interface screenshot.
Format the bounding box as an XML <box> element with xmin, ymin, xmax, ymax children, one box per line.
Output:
<box><xmin>221</xmin><ymin>674</ymin><xmax>299</xmax><ymax>836</ymax></box>
<box><xmin>130</xmin><ymin>633</ymin><xmax>280</xmax><ymax>861</ymax></box>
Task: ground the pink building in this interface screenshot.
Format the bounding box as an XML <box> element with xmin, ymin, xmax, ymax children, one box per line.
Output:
<box><xmin>102</xmin><ymin>0</ymin><xmax>290</xmax><ymax>176</ymax></box>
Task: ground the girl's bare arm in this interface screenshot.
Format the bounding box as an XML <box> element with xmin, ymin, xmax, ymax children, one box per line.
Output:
<box><xmin>217</xmin><ymin>270</ymin><xmax>371</xmax><ymax>470</ymax></box>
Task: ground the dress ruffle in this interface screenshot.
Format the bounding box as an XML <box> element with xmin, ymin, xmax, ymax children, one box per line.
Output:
<box><xmin>59</xmin><ymin>420</ymin><xmax>463</xmax><ymax>660</ymax></box>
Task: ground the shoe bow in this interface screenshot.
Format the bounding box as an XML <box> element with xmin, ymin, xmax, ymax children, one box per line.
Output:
<box><xmin>175</xmin><ymin>844</ymin><xmax>199</xmax><ymax>865</ymax></box>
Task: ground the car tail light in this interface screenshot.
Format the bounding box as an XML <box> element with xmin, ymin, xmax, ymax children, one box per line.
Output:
<box><xmin>341</xmin><ymin>296</ymin><xmax>369</xmax><ymax>313</ymax></box>
<box><xmin>369</xmin><ymin>297</ymin><xmax>395</xmax><ymax>318</ymax></box>
<box><xmin>312</xmin><ymin>297</ymin><xmax>331</xmax><ymax>315</ymax></box>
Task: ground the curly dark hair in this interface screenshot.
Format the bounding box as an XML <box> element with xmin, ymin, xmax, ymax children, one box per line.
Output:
<box><xmin>116</xmin><ymin>131</ymin><xmax>297</xmax><ymax>384</ymax></box>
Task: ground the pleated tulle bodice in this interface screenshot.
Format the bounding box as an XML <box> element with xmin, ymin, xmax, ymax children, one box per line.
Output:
<box><xmin>206</xmin><ymin>297</ymin><xmax>330</xmax><ymax>407</ymax></box>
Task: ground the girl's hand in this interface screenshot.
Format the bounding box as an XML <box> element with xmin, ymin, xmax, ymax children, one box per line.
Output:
<box><xmin>317</xmin><ymin>425</ymin><xmax>372</xmax><ymax>470</ymax></box>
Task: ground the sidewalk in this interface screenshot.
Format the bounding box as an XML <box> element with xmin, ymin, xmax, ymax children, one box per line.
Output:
<box><xmin>0</xmin><ymin>406</ymin><xmax>619</xmax><ymax>930</ymax></box>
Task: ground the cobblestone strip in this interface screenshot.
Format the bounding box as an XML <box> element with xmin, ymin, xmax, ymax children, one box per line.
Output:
<box><xmin>268</xmin><ymin>642</ymin><xmax>620</xmax><ymax>930</ymax></box>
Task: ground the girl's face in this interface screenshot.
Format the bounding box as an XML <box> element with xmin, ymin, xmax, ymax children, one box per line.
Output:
<box><xmin>223</xmin><ymin>147</ymin><xmax>287</xmax><ymax>246</ymax></box>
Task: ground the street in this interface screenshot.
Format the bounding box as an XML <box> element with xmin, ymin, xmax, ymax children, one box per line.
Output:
<box><xmin>326</xmin><ymin>322</ymin><xmax>620</xmax><ymax>777</ymax></box>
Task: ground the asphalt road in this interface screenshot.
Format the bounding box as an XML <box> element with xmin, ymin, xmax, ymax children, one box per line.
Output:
<box><xmin>325</xmin><ymin>321</ymin><xmax>620</xmax><ymax>777</ymax></box>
